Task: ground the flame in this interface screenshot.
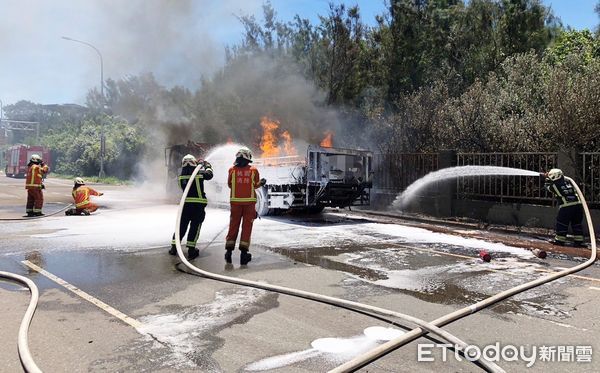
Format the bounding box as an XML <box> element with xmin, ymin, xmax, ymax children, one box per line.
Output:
<box><xmin>281</xmin><ymin>130</ymin><xmax>296</xmax><ymax>156</ymax></box>
<box><xmin>260</xmin><ymin>116</ymin><xmax>281</xmax><ymax>158</ymax></box>
<box><xmin>320</xmin><ymin>131</ymin><xmax>333</xmax><ymax>147</ymax></box>
<box><xmin>259</xmin><ymin>116</ymin><xmax>298</xmax><ymax>158</ymax></box>
<box><xmin>226</xmin><ymin>137</ymin><xmax>233</xmax><ymax>144</ymax></box>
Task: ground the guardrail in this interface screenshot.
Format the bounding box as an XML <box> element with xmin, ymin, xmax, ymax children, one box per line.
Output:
<box><xmin>456</xmin><ymin>152</ymin><xmax>557</xmax><ymax>204</ymax></box>
<box><xmin>582</xmin><ymin>152</ymin><xmax>600</xmax><ymax>207</ymax></box>
<box><xmin>373</xmin><ymin>153</ymin><xmax>438</xmax><ymax>193</ymax></box>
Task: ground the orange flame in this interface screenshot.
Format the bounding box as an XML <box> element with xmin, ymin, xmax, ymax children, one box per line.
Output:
<box><xmin>260</xmin><ymin>116</ymin><xmax>281</xmax><ymax>158</ymax></box>
<box><xmin>281</xmin><ymin>130</ymin><xmax>296</xmax><ymax>156</ymax></box>
<box><xmin>226</xmin><ymin>137</ymin><xmax>233</xmax><ymax>144</ymax></box>
<box><xmin>320</xmin><ymin>131</ymin><xmax>333</xmax><ymax>147</ymax></box>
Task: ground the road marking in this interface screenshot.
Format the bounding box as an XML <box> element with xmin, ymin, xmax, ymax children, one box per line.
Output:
<box><xmin>21</xmin><ymin>260</ymin><xmax>143</xmax><ymax>330</ymax></box>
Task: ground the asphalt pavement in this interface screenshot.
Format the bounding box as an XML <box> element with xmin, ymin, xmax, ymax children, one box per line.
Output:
<box><xmin>1</xmin><ymin>175</ymin><xmax>599</xmax><ymax>372</ymax></box>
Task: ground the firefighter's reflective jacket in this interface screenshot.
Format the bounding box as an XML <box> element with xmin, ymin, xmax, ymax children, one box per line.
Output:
<box><xmin>228</xmin><ymin>165</ymin><xmax>260</xmax><ymax>204</ymax></box>
<box><xmin>545</xmin><ymin>177</ymin><xmax>581</xmax><ymax>207</ymax></box>
<box><xmin>179</xmin><ymin>163</ymin><xmax>213</xmax><ymax>204</ymax></box>
<box><xmin>25</xmin><ymin>164</ymin><xmax>49</xmax><ymax>189</ymax></box>
<box><xmin>72</xmin><ymin>186</ymin><xmax>100</xmax><ymax>208</ymax></box>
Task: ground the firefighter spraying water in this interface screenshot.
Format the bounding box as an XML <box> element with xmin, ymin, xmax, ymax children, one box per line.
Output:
<box><xmin>65</xmin><ymin>178</ymin><xmax>104</xmax><ymax>216</ymax></box>
<box><xmin>225</xmin><ymin>147</ymin><xmax>266</xmax><ymax>265</ymax></box>
<box><xmin>169</xmin><ymin>154</ymin><xmax>214</xmax><ymax>260</ymax></box>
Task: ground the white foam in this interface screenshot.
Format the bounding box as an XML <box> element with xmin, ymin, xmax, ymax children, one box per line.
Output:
<box><xmin>363</xmin><ymin>326</ymin><xmax>404</xmax><ymax>341</ymax></box>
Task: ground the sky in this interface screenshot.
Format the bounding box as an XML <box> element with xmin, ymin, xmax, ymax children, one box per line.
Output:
<box><xmin>0</xmin><ymin>0</ymin><xmax>598</xmax><ymax>107</ymax></box>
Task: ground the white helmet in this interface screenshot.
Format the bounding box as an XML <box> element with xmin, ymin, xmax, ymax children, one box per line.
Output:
<box><xmin>74</xmin><ymin>177</ymin><xmax>85</xmax><ymax>185</ymax></box>
<box><xmin>547</xmin><ymin>168</ymin><xmax>563</xmax><ymax>181</ymax></box>
<box><xmin>181</xmin><ymin>154</ymin><xmax>197</xmax><ymax>167</ymax></box>
<box><xmin>236</xmin><ymin>147</ymin><xmax>253</xmax><ymax>162</ymax></box>
<box><xmin>30</xmin><ymin>154</ymin><xmax>42</xmax><ymax>163</ymax></box>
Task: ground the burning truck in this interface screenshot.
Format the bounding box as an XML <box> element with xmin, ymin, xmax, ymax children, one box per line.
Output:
<box><xmin>253</xmin><ymin>145</ymin><xmax>372</xmax><ymax>215</ymax></box>
<box><xmin>165</xmin><ymin>117</ymin><xmax>373</xmax><ymax>215</ymax></box>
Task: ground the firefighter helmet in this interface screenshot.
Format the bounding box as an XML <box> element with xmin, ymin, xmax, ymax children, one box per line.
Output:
<box><xmin>30</xmin><ymin>154</ymin><xmax>42</xmax><ymax>163</ymax></box>
<box><xmin>181</xmin><ymin>154</ymin><xmax>197</xmax><ymax>167</ymax></box>
<box><xmin>547</xmin><ymin>168</ymin><xmax>563</xmax><ymax>181</ymax></box>
<box><xmin>74</xmin><ymin>177</ymin><xmax>85</xmax><ymax>185</ymax></box>
<box><xmin>236</xmin><ymin>147</ymin><xmax>253</xmax><ymax>162</ymax></box>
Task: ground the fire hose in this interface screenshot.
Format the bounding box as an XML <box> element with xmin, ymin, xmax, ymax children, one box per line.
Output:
<box><xmin>0</xmin><ymin>203</ymin><xmax>74</xmax><ymax>221</ymax></box>
<box><xmin>173</xmin><ymin>164</ymin><xmax>506</xmax><ymax>372</ymax></box>
<box><xmin>0</xmin><ymin>270</ymin><xmax>42</xmax><ymax>373</ymax></box>
<box><xmin>331</xmin><ymin>176</ymin><xmax>597</xmax><ymax>372</ymax></box>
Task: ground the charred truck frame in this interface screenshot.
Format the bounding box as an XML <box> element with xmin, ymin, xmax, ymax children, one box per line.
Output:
<box><xmin>255</xmin><ymin>145</ymin><xmax>372</xmax><ymax>215</ymax></box>
<box><xmin>165</xmin><ymin>142</ymin><xmax>372</xmax><ymax>215</ymax></box>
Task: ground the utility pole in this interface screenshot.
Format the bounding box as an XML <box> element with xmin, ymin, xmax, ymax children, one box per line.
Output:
<box><xmin>62</xmin><ymin>36</ymin><xmax>106</xmax><ymax>178</ymax></box>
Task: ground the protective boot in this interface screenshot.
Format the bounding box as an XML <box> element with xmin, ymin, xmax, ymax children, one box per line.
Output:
<box><xmin>240</xmin><ymin>250</ymin><xmax>252</xmax><ymax>265</ymax></box>
<box><xmin>33</xmin><ymin>212</ymin><xmax>44</xmax><ymax>217</ymax></box>
<box><xmin>224</xmin><ymin>249</ymin><xmax>233</xmax><ymax>264</ymax></box>
<box><xmin>168</xmin><ymin>245</ymin><xmax>177</xmax><ymax>256</ymax></box>
<box><xmin>188</xmin><ymin>247</ymin><xmax>200</xmax><ymax>260</ymax></box>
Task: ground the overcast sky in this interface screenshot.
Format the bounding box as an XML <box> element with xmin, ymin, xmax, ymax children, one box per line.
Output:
<box><xmin>0</xmin><ymin>0</ymin><xmax>597</xmax><ymax>107</ymax></box>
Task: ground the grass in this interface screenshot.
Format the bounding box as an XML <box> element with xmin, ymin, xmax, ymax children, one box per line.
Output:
<box><xmin>51</xmin><ymin>173</ymin><xmax>133</xmax><ymax>185</ymax></box>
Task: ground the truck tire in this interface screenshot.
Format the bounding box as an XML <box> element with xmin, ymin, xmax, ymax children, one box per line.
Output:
<box><xmin>255</xmin><ymin>187</ymin><xmax>270</xmax><ymax>216</ymax></box>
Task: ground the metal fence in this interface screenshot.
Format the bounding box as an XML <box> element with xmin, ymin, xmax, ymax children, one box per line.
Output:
<box><xmin>373</xmin><ymin>153</ymin><xmax>439</xmax><ymax>193</ymax></box>
<box><xmin>456</xmin><ymin>153</ymin><xmax>558</xmax><ymax>204</ymax></box>
<box><xmin>582</xmin><ymin>153</ymin><xmax>600</xmax><ymax>207</ymax></box>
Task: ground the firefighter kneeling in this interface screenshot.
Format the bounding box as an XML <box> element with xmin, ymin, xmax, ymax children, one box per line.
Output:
<box><xmin>66</xmin><ymin>177</ymin><xmax>103</xmax><ymax>215</ymax></box>
<box><xmin>225</xmin><ymin>147</ymin><xmax>266</xmax><ymax>265</ymax></box>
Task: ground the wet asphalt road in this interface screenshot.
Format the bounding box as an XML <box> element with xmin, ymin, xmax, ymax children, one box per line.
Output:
<box><xmin>1</xmin><ymin>175</ymin><xmax>600</xmax><ymax>372</ymax></box>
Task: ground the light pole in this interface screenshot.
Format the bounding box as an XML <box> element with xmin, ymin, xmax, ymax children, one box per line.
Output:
<box><xmin>61</xmin><ymin>36</ymin><xmax>106</xmax><ymax>178</ymax></box>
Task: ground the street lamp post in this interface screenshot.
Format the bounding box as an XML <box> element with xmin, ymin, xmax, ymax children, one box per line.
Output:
<box><xmin>61</xmin><ymin>36</ymin><xmax>106</xmax><ymax>178</ymax></box>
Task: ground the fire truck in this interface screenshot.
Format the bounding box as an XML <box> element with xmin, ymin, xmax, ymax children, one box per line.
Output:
<box><xmin>4</xmin><ymin>144</ymin><xmax>51</xmax><ymax>178</ymax></box>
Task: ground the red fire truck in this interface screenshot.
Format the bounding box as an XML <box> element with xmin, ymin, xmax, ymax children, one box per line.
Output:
<box><xmin>4</xmin><ymin>144</ymin><xmax>51</xmax><ymax>178</ymax></box>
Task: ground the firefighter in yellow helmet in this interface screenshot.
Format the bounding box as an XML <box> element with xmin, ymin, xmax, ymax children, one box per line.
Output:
<box><xmin>543</xmin><ymin>168</ymin><xmax>586</xmax><ymax>247</ymax></box>
<box><xmin>169</xmin><ymin>154</ymin><xmax>213</xmax><ymax>260</ymax></box>
<box><xmin>65</xmin><ymin>178</ymin><xmax>103</xmax><ymax>215</ymax></box>
<box><xmin>25</xmin><ymin>154</ymin><xmax>49</xmax><ymax>216</ymax></box>
<box><xmin>225</xmin><ymin>147</ymin><xmax>266</xmax><ymax>265</ymax></box>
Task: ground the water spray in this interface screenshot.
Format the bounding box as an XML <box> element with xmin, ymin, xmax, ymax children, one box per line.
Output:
<box><xmin>331</xmin><ymin>175</ymin><xmax>596</xmax><ymax>372</ymax></box>
<box><xmin>173</xmin><ymin>160</ymin><xmax>506</xmax><ymax>372</ymax></box>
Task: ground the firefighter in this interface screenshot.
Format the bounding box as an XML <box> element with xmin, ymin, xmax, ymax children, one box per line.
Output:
<box><xmin>66</xmin><ymin>177</ymin><xmax>103</xmax><ymax>215</ymax></box>
<box><xmin>543</xmin><ymin>168</ymin><xmax>586</xmax><ymax>247</ymax></box>
<box><xmin>25</xmin><ymin>154</ymin><xmax>49</xmax><ymax>217</ymax></box>
<box><xmin>169</xmin><ymin>154</ymin><xmax>213</xmax><ymax>260</ymax></box>
<box><xmin>225</xmin><ymin>147</ymin><xmax>266</xmax><ymax>265</ymax></box>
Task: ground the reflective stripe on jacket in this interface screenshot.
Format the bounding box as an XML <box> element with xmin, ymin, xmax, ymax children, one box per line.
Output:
<box><xmin>179</xmin><ymin>164</ymin><xmax>213</xmax><ymax>204</ymax></box>
<box><xmin>25</xmin><ymin>164</ymin><xmax>49</xmax><ymax>189</ymax></box>
<box><xmin>72</xmin><ymin>186</ymin><xmax>100</xmax><ymax>208</ymax></box>
<box><xmin>228</xmin><ymin>165</ymin><xmax>260</xmax><ymax>204</ymax></box>
<box><xmin>545</xmin><ymin>177</ymin><xmax>581</xmax><ymax>208</ymax></box>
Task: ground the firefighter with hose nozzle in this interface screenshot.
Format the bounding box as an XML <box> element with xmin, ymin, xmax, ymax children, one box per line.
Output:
<box><xmin>169</xmin><ymin>154</ymin><xmax>213</xmax><ymax>260</ymax></box>
<box><xmin>65</xmin><ymin>178</ymin><xmax>103</xmax><ymax>215</ymax></box>
<box><xmin>542</xmin><ymin>168</ymin><xmax>586</xmax><ymax>247</ymax></box>
<box><xmin>25</xmin><ymin>154</ymin><xmax>49</xmax><ymax>217</ymax></box>
<box><xmin>225</xmin><ymin>147</ymin><xmax>266</xmax><ymax>265</ymax></box>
